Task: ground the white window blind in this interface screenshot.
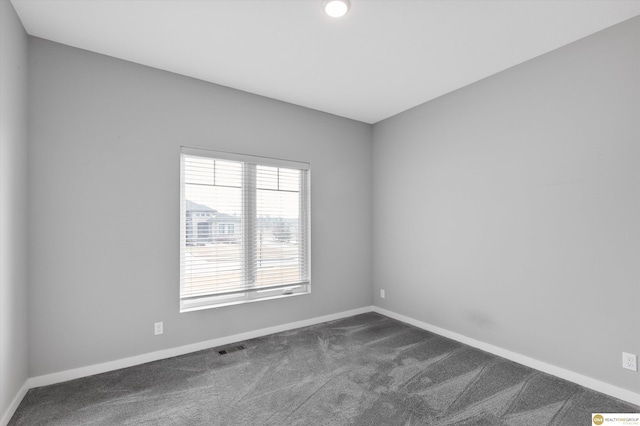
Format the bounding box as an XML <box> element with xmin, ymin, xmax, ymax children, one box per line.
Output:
<box><xmin>180</xmin><ymin>147</ymin><xmax>310</xmax><ymax>311</ymax></box>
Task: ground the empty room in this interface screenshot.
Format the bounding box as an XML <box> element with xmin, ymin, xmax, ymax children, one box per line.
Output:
<box><xmin>1</xmin><ymin>0</ymin><xmax>639</xmax><ymax>425</ymax></box>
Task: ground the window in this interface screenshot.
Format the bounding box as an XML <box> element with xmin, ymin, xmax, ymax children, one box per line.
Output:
<box><xmin>180</xmin><ymin>147</ymin><xmax>310</xmax><ymax>311</ymax></box>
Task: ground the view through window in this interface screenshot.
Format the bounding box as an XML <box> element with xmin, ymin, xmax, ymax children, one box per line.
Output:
<box><xmin>180</xmin><ymin>148</ymin><xmax>310</xmax><ymax>311</ymax></box>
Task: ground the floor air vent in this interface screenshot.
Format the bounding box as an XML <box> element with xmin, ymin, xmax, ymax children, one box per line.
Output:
<box><xmin>217</xmin><ymin>344</ymin><xmax>247</xmax><ymax>355</ymax></box>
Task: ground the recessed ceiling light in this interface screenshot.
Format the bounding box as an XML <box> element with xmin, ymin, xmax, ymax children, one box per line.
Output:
<box><xmin>323</xmin><ymin>0</ymin><xmax>350</xmax><ymax>18</ymax></box>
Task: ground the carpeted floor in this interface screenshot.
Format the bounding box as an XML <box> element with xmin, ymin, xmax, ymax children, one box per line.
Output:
<box><xmin>9</xmin><ymin>312</ymin><xmax>640</xmax><ymax>425</ymax></box>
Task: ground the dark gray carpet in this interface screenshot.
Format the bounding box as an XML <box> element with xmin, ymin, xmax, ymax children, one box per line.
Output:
<box><xmin>9</xmin><ymin>313</ymin><xmax>640</xmax><ymax>425</ymax></box>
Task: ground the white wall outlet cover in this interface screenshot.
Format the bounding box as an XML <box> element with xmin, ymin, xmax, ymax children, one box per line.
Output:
<box><xmin>154</xmin><ymin>322</ymin><xmax>164</xmax><ymax>335</ymax></box>
<box><xmin>380</xmin><ymin>289</ymin><xmax>385</xmax><ymax>299</ymax></box>
<box><xmin>622</xmin><ymin>352</ymin><xmax>637</xmax><ymax>371</ymax></box>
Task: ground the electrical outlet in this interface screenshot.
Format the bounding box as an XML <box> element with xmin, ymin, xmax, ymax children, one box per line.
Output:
<box><xmin>380</xmin><ymin>289</ymin><xmax>385</xmax><ymax>299</ymax></box>
<box><xmin>622</xmin><ymin>352</ymin><xmax>637</xmax><ymax>371</ymax></box>
<box><xmin>154</xmin><ymin>322</ymin><xmax>163</xmax><ymax>335</ymax></box>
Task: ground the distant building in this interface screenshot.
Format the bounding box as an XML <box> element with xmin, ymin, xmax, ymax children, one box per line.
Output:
<box><xmin>185</xmin><ymin>200</ymin><xmax>240</xmax><ymax>245</ymax></box>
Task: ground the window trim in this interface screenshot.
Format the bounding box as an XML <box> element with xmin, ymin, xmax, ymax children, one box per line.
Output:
<box><xmin>180</xmin><ymin>146</ymin><xmax>311</xmax><ymax>312</ymax></box>
<box><xmin>181</xmin><ymin>147</ymin><xmax>309</xmax><ymax>171</ymax></box>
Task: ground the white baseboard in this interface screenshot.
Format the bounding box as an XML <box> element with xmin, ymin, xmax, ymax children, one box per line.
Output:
<box><xmin>1</xmin><ymin>380</ymin><xmax>29</xmax><ymax>426</ymax></box>
<box><xmin>2</xmin><ymin>306</ymin><xmax>373</xmax><ymax>425</ymax></box>
<box><xmin>372</xmin><ymin>306</ymin><xmax>640</xmax><ymax>406</ymax></box>
<box><xmin>28</xmin><ymin>305</ymin><xmax>374</xmax><ymax>389</ymax></box>
<box><xmin>6</xmin><ymin>303</ymin><xmax>637</xmax><ymax>425</ymax></box>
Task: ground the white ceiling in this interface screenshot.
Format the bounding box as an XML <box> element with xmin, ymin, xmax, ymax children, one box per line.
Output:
<box><xmin>10</xmin><ymin>0</ymin><xmax>640</xmax><ymax>124</ymax></box>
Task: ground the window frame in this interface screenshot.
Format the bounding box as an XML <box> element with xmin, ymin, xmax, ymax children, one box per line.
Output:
<box><xmin>179</xmin><ymin>147</ymin><xmax>311</xmax><ymax>312</ymax></box>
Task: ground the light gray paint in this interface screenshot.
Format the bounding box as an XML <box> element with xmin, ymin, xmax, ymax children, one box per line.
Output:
<box><xmin>27</xmin><ymin>38</ymin><xmax>372</xmax><ymax>376</ymax></box>
<box><xmin>0</xmin><ymin>0</ymin><xmax>29</xmax><ymax>419</ymax></box>
<box><xmin>373</xmin><ymin>16</ymin><xmax>640</xmax><ymax>393</ymax></box>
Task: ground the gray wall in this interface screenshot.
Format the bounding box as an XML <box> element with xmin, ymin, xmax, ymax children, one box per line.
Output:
<box><xmin>27</xmin><ymin>38</ymin><xmax>372</xmax><ymax>376</ymax></box>
<box><xmin>373</xmin><ymin>16</ymin><xmax>640</xmax><ymax>393</ymax></box>
<box><xmin>0</xmin><ymin>0</ymin><xmax>29</xmax><ymax>418</ymax></box>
